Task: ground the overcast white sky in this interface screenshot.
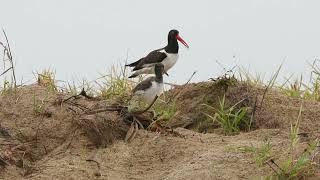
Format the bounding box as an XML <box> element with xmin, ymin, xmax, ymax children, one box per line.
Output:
<box><xmin>0</xmin><ymin>0</ymin><xmax>320</xmax><ymax>84</ymax></box>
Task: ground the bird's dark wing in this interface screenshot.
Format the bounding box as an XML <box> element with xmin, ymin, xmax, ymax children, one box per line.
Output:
<box><xmin>132</xmin><ymin>49</ymin><xmax>167</xmax><ymax>71</ymax></box>
<box><xmin>125</xmin><ymin>58</ymin><xmax>142</xmax><ymax>67</ymax></box>
<box><xmin>125</xmin><ymin>47</ymin><xmax>165</xmax><ymax>68</ymax></box>
<box><xmin>132</xmin><ymin>77</ymin><xmax>156</xmax><ymax>93</ymax></box>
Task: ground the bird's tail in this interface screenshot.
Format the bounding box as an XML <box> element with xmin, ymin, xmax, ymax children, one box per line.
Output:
<box><xmin>128</xmin><ymin>73</ymin><xmax>138</xmax><ymax>78</ymax></box>
<box><xmin>128</xmin><ymin>67</ymin><xmax>152</xmax><ymax>78</ymax></box>
<box><xmin>125</xmin><ymin>59</ymin><xmax>142</xmax><ymax>67</ymax></box>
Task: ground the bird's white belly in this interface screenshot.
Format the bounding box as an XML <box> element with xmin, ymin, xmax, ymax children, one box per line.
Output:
<box><xmin>162</xmin><ymin>53</ymin><xmax>179</xmax><ymax>72</ymax></box>
<box><xmin>137</xmin><ymin>82</ymin><xmax>163</xmax><ymax>104</ymax></box>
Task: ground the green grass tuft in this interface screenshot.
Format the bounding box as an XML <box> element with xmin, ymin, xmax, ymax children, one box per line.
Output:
<box><xmin>237</xmin><ymin>140</ymin><xmax>272</xmax><ymax>166</ymax></box>
<box><xmin>153</xmin><ymin>98</ymin><xmax>177</xmax><ymax>120</ymax></box>
<box><xmin>37</xmin><ymin>68</ymin><xmax>57</xmax><ymax>92</ymax></box>
<box><xmin>96</xmin><ymin>65</ymin><xmax>134</xmax><ymax>102</ymax></box>
<box><xmin>202</xmin><ymin>95</ymin><xmax>250</xmax><ymax>135</ymax></box>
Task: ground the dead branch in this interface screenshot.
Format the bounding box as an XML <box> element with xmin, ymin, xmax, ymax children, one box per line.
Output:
<box><xmin>0</xmin><ymin>67</ymin><xmax>12</xmax><ymax>77</ymax></box>
<box><xmin>63</xmin><ymin>88</ymin><xmax>94</xmax><ymax>103</ymax></box>
<box><xmin>167</xmin><ymin>71</ymin><xmax>197</xmax><ymax>104</ymax></box>
<box><xmin>84</xmin><ymin>107</ymin><xmax>123</xmax><ymax>115</ymax></box>
<box><xmin>185</xmin><ymin>71</ymin><xmax>197</xmax><ymax>85</ymax></box>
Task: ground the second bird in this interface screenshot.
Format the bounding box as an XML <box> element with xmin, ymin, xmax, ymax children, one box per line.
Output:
<box><xmin>126</xmin><ymin>29</ymin><xmax>189</xmax><ymax>78</ymax></box>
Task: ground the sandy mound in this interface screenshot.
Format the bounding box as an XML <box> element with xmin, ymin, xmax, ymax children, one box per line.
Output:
<box><xmin>0</xmin><ymin>81</ymin><xmax>319</xmax><ymax>179</ymax></box>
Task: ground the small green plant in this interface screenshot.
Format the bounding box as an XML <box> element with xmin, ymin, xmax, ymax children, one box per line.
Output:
<box><xmin>290</xmin><ymin>105</ymin><xmax>302</xmax><ymax>148</ymax></box>
<box><xmin>96</xmin><ymin>65</ymin><xmax>134</xmax><ymax>102</ymax></box>
<box><xmin>273</xmin><ymin>139</ymin><xmax>319</xmax><ymax>180</ymax></box>
<box><xmin>202</xmin><ymin>95</ymin><xmax>250</xmax><ymax>135</ymax></box>
<box><xmin>32</xmin><ymin>91</ymin><xmax>44</xmax><ymax>115</ymax></box>
<box><xmin>153</xmin><ymin>99</ymin><xmax>177</xmax><ymax>120</ymax></box>
<box><xmin>263</xmin><ymin>106</ymin><xmax>319</xmax><ymax>179</ymax></box>
<box><xmin>37</xmin><ymin>68</ymin><xmax>57</xmax><ymax>92</ymax></box>
<box><xmin>237</xmin><ymin>140</ymin><xmax>272</xmax><ymax>166</ymax></box>
<box><xmin>1</xmin><ymin>79</ymin><xmax>14</xmax><ymax>95</ymax></box>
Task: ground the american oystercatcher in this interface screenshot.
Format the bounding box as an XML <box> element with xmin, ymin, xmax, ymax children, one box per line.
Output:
<box><xmin>126</xmin><ymin>29</ymin><xmax>189</xmax><ymax>78</ymax></box>
<box><xmin>128</xmin><ymin>63</ymin><xmax>165</xmax><ymax>113</ymax></box>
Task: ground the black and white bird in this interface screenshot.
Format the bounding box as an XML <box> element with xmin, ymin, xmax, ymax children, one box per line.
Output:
<box><xmin>126</xmin><ymin>29</ymin><xmax>189</xmax><ymax>78</ymax></box>
<box><xmin>128</xmin><ymin>63</ymin><xmax>165</xmax><ymax>113</ymax></box>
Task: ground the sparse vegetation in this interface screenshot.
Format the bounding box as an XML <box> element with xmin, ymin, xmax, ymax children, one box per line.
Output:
<box><xmin>1</xmin><ymin>32</ymin><xmax>320</xmax><ymax>179</ymax></box>
<box><xmin>202</xmin><ymin>95</ymin><xmax>250</xmax><ymax>135</ymax></box>
<box><xmin>267</xmin><ymin>106</ymin><xmax>319</xmax><ymax>179</ymax></box>
<box><xmin>238</xmin><ymin>66</ymin><xmax>265</xmax><ymax>87</ymax></box>
<box><xmin>237</xmin><ymin>140</ymin><xmax>272</xmax><ymax>166</ymax></box>
<box><xmin>234</xmin><ymin>105</ymin><xmax>319</xmax><ymax>179</ymax></box>
<box><xmin>32</xmin><ymin>90</ymin><xmax>48</xmax><ymax>115</ymax></box>
<box><xmin>96</xmin><ymin>64</ymin><xmax>135</xmax><ymax>102</ymax></box>
<box><xmin>37</xmin><ymin>68</ymin><xmax>57</xmax><ymax>92</ymax></box>
<box><xmin>153</xmin><ymin>98</ymin><xmax>177</xmax><ymax>120</ymax></box>
<box><xmin>1</xmin><ymin>79</ymin><xmax>15</xmax><ymax>95</ymax></box>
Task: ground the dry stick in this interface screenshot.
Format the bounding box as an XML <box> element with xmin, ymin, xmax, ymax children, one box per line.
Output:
<box><xmin>83</xmin><ymin>95</ymin><xmax>158</xmax><ymax>116</ymax></box>
<box><xmin>249</xmin><ymin>95</ymin><xmax>258</xmax><ymax>130</ymax></box>
<box><xmin>67</xmin><ymin>101</ymin><xmax>91</xmax><ymax>111</ymax></box>
<box><xmin>266</xmin><ymin>161</ymin><xmax>280</xmax><ymax>176</ymax></box>
<box><xmin>259</xmin><ymin>65</ymin><xmax>282</xmax><ymax>108</ymax></box>
<box><xmin>185</xmin><ymin>71</ymin><xmax>197</xmax><ymax>85</ymax></box>
<box><xmin>269</xmin><ymin>159</ymin><xmax>286</xmax><ymax>175</ymax></box>
<box><xmin>63</xmin><ymin>88</ymin><xmax>93</xmax><ymax>102</ymax></box>
<box><xmin>84</xmin><ymin>107</ymin><xmax>123</xmax><ymax>115</ymax></box>
<box><xmin>168</xmin><ymin>71</ymin><xmax>197</xmax><ymax>104</ymax></box>
<box><xmin>0</xmin><ymin>67</ymin><xmax>12</xmax><ymax>77</ymax></box>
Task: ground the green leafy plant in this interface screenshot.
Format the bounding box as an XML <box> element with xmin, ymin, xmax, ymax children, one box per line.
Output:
<box><xmin>202</xmin><ymin>95</ymin><xmax>250</xmax><ymax>135</ymax></box>
<box><xmin>237</xmin><ymin>140</ymin><xmax>272</xmax><ymax>166</ymax></box>
<box><xmin>274</xmin><ymin>140</ymin><xmax>318</xmax><ymax>180</ymax></box>
<box><xmin>153</xmin><ymin>99</ymin><xmax>177</xmax><ymax>120</ymax></box>
<box><xmin>264</xmin><ymin>106</ymin><xmax>319</xmax><ymax>179</ymax></box>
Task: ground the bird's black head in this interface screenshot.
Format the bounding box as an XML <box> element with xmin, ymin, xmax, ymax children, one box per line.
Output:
<box><xmin>154</xmin><ymin>63</ymin><xmax>164</xmax><ymax>81</ymax></box>
<box><xmin>165</xmin><ymin>29</ymin><xmax>189</xmax><ymax>53</ymax></box>
<box><xmin>168</xmin><ymin>29</ymin><xmax>180</xmax><ymax>41</ymax></box>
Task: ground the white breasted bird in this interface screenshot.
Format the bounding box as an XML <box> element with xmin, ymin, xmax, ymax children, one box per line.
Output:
<box><xmin>126</xmin><ymin>29</ymin><xmax>189</xmax><ymax>78</ymax></box>
<box><xmin>128</xmin><ymin>63</ymin><xmax>165</xmax><ymax>113</ymax></box>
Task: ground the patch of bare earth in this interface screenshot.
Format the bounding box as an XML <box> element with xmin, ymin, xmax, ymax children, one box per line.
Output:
<box><xmin>0</xmin><ymin>81</ymin><xmax>319</xmax><ymax>179</ymax></box>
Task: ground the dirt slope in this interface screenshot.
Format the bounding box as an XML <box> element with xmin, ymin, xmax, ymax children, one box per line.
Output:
<box><xmin>0</xmin><ymin>81</ymin><xmax>319</xmax><ymax>179</ymax></box>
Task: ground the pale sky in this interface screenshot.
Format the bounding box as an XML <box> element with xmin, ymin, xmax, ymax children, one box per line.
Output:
<box><xmin>1</xmin><ymin>0</ymin><xmax>320</xmax><ymax>84</ymax></box>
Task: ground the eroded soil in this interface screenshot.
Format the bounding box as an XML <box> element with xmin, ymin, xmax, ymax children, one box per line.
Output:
<box><xmin>0</xmin><ymin>81</ymin><xmax>319</xmax><ymax>179</ymax></box>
